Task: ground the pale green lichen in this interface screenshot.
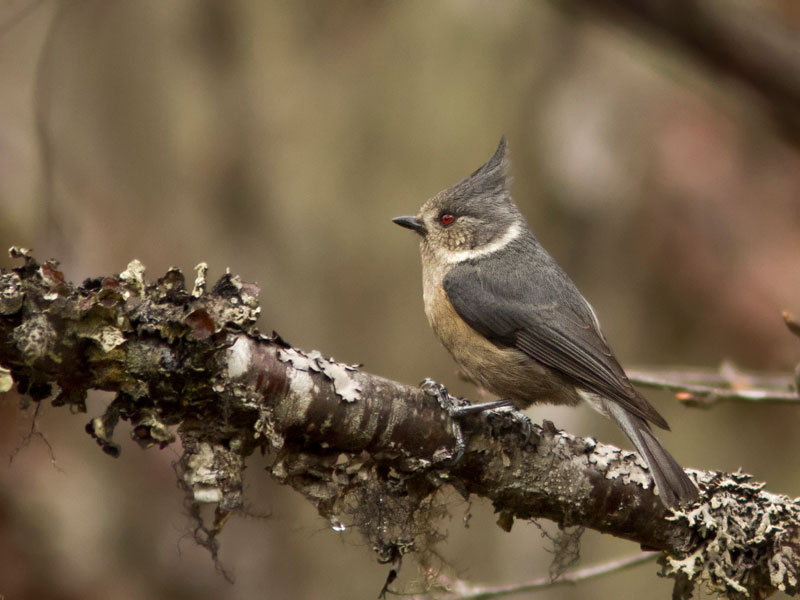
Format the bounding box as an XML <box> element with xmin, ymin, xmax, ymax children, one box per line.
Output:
<box><xmin>0</xmin><ymin>272</ymin><xmax>23</xmax><ymax>315</ymax></box>
<box><xmin>192</xmin><ymin>262</ymin><xmax>208</xmax><ymax>298</ymax></box>
<box><xmin>664</xmin><ymin>473</ymin><xmax>800</xmax><ymax>597</ymax></box>
<box><xmin>84</xmin><ymin>326</ymin><xmax>126</xmax><ymax>353</ymax></box>
<box><xmin>184</xmin><ymin>443</ymin><xmax>225</xmax><ymax>504</ymax></box>
<box><xmin>0</xmin><ymin>366</ymin><xmax>13</xmax><ymax>392</ymax></box>
<box><xmin>12</xmin><ymin>313</ymin><xmax>55</xmax><ymax>365</ymax></box>
<box><xmin>119</xmin><ymin>259</ymin><xmax>146</xmax><ymax>298</ymax></box>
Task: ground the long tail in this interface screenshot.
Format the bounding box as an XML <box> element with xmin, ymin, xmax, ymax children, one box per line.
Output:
<box><xmin>604</xmin><ymin>401</ymin><xmax>698</xmax><ymax>507</ymax></box>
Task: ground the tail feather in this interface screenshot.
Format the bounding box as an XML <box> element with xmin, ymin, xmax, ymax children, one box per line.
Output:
<box><xmin>605</xmin><ymin>401</ymin><xmax>698</xmax><ymax>507</ymax></box>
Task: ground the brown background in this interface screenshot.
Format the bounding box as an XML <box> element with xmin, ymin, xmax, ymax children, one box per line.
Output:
<box><xmin>1</xmin><ymin>2</ymin><xmax>799</xmax><ymax>599</ymax></box>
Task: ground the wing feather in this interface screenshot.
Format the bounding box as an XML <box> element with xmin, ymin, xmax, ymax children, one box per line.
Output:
<box><xmin>443</xmin><ymin>250</ymin><xmax>668</xmax><ymax>429</ymax></box>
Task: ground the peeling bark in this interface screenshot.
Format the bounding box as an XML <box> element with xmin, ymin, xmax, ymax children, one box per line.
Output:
<box><xmin>0</xmin><ymin>249</ymin><xmax>798</xmax><ymax>598</ymax></box>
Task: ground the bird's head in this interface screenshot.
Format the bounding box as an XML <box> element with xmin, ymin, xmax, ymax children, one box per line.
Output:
<box><xmin>392</xmin><ymin>137</ymin><xmax>523</xmax><ymax>264</ymax></box>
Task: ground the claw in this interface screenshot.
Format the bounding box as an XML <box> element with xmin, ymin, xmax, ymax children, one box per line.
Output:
<box><xmin>510</xmin><ymin>411</ymin><xmax>533</xmax><ymax>444</ymax></box>
<box><xmin>420</xmin><ymin>378</ymin><xmax>465</xmax><ymax>464</ymax></box>
<box><xmin>474</xmin><ymin>401</ymin><xmax>532</xmax><ymax>445</ymax></box>
<box><xmin>420</xmin><ymin>378</ymin><xmax>455</xmax><ymax>412</ymax></box>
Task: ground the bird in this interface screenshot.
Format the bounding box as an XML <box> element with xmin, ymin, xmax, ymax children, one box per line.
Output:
<box><xmin>392</xmin><ymin>137</ymin><xmax>698</xmax><ymax>507</ymax></box>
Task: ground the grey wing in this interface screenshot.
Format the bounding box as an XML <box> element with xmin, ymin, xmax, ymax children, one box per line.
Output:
<box><xmin>443</xmin><ymin>258</ymin><xmax>669</xmax><ymax>429</ymax></box>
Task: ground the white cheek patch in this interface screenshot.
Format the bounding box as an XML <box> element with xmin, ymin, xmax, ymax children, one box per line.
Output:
<box><xmin>439</xmin><ymin>222</ymin><xmax>523</xmax><ymax>264</ymax></box>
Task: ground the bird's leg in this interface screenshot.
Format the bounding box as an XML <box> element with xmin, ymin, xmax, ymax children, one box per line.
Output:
<box><xmin>449</xmin><ymin>396</ymin><xmax>532</xmax><ymax>442</ymax></box>
<box><xmin>420</xmin><ymin>379</ymin><xmax>532</xmax><ymax>444</ymax></box>
<box><xmin>485</xmin><ymin>406</ymin><xmax>533</xmax><ymax>443</ymax></box>
<box><xmin>420</xmin><ymin>378</ymin><xmax>465</xmax><ymax>464</ymax></box>
<box><xmin>449</xmin><ymin>399</ymin><xmax>513</xmax><ymax>415</ymax></box>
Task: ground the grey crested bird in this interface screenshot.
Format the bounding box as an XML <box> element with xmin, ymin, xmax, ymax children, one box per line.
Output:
<box><xmin>392</xmin><ymin>137</ymin><xmax>698</xmax><ymax>507</ymax></box>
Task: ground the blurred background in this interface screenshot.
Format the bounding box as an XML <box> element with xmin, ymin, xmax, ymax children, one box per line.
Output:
<box><xmin>1</xmin><ymin>1</ymin><xmax>799</xmax><ymax>598</ymax></box>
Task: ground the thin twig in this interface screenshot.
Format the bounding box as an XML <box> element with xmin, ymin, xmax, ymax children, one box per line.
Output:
<box><xmin>9</xmin><ymin>399</ymin><xmax>60</xmax><ymax>470</ymax></box>
<box><xmin>407</xmin><ymin>552</ymin><xmax>658</xmax><ymax>599</ymax></box>
<box><xmin>783</xmin><ymin>311</ymin><xmax>800</xmax><ymax>340</ymax></box>
<box><xmin>628</xmin><ymin>367</ymin><xmax>798</xmax><ymax>407</ymax></box>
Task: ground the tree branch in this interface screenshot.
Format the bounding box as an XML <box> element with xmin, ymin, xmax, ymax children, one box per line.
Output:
<box><xmin>410</xmin><ymin>551</ymin><xmax>658</xmax><ymax>600</ymax></box>
<box><xmin>1</xmin><ymin>248</ymin><xmax>799</xmax><ymax>598</ymax></box>
<box><xmin>628</xmin><ymin>366</ymin><xmax>799</xmax><ymax>407</ymax></box>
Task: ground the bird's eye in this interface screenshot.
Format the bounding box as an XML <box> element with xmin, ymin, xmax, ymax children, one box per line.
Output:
<box><xmin>440</xmin><ymin>213</ymin><xmax>455</xmax><ymax>226</ymax></box>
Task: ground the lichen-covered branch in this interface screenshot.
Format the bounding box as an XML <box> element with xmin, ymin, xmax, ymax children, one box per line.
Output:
<box><xmin>1</xmin><ymin>248</ymin><xmax>799</xmax><ymax>598</ymax></box>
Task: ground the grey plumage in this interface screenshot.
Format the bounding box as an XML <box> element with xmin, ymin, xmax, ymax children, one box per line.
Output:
<box><xmin>393</xmin><ymin>137</ymin><xmax>698</xmax><ymax>507</ymax></box>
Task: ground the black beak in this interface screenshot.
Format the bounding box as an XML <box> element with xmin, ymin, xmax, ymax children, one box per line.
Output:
<box><xmin>392</xmin><ymin>215</ymin><xmax>427</xmax><ymax>236</ymax></box>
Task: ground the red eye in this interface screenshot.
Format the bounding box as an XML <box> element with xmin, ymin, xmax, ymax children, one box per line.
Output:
<box><xmin>440</xmin><ymin>213</ymin><xmax>455</xmax><ymax>225</ymax></box>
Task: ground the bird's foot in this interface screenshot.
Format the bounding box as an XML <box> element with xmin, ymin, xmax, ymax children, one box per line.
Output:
<box><xmin>445</xmin><ymin>393</ymin><xmax>532</xmax><ymax>443</ymax></box>
<box><xmin>420</xmin><ymin>378</ymin><xmax>458</xmax><ymax>412</ymax></box>
<box><xmin>478</xmin><ymin>401</ymin><xmax>532</xmax><ymax>444</ymax></box>
<box><xmin>420</xmin><ymin>379</ymin><xmax>532</xmax><ymax>445</ymax></box>
<box><xmin>420</xmin><ymin>378</ymin><xmax>465</xmax><ymax>464</ymax></box>
<box><xmin>508</xmin><ymin>410</ymin><xmax>533</xmax><ymax>444</ymax></box>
